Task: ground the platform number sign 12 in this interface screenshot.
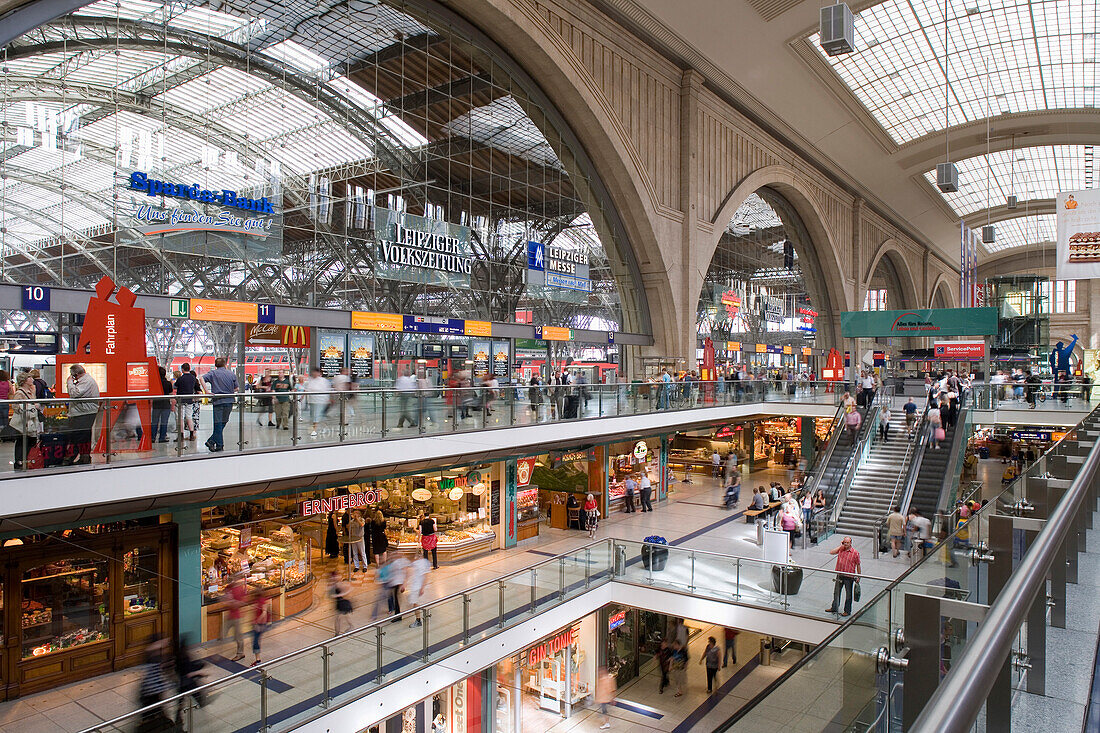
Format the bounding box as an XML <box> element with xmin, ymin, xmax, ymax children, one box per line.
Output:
<box><xmin>258</xmin><ymin>304</ymin><xmax>275</xmax><ymax>324</ymax></box>
<box><xmin>22</xmin><ymin>286</ymin><xmax>50</xmax><ymax>311</ymax></box>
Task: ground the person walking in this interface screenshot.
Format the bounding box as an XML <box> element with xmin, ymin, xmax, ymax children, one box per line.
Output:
<box><xmin>886</xmin><ymin>506</ymin><xmax>907</xmax><ymax>557</ymax></box>
<box><xmin>700</xmin><ymin>636</ymin><xmax>721</xmax><ymax>693</ymax></box>
<box><xmin>329</xmin><ymin>571</ymin><xmax>353</xmax><ymax>635</ymax></box>
<box><xmin>419</xmin><ymin>513</ymin><xmax>439</xmax><ymax>569</ymax></box>
<box><xmin>711</xmin><ymin>449</ymin><xmax>722</xmax><ymax>478</ymax></box>
<box><xmin>669</xmin><ymin>640</ymin><xmax>688</xmax><ymax>697</ymax></box>
<box><xmin>222</xmin><ymin>575</ymin><xmax>247</xmax><ymax>661</ymax></box>
<box><xmin>528</xmin><ymin>375</ymin><xmax>544</xmax><ymax>416</ymax></box>
<box><xmin>405</xmin><ymin>556</ymin><xmax>432</xmax><ymax>628</ymax></box>
<box><xmin>583</xmin><ymin>493</ymin><xmax>600</xmax><ymax>538</ymax></box>
<box><xmin>928</xmin><ymin>401</ymin><xmax>944</xmax><ymax>449</ymax></box>
<box><xmin>394</xmin><ymin>369</ymin><xmax>419</xmax><ymax>428</ymax></box>
<box><xmin>202</xmin><ymin>358</ymin><xmax>238</xmax><ymax>453</ymax></box>
<box><xmin>657</xmin><ymin>639</ymin><xmax>673</xmax><ymax>693</ymax></box>
<box><xmin>825</xmin><ymin>536</ymin><xmax>861</xmax><ymax>617</ymax></box>
<box><xmin>371</xmin><ymin>510</ymin><xmax>389</xmax><ymax>565</ymax></box>
<box><xmin>723</xmin><ymin>451</ymin><xmax>738</xmax><ymax>484</ymax></box>
<box><xmin>639</xmin><ymin>470</ymin><xmax>653</xmax><ymax>512</ymax></box>
<box><xmin>255</xmin><ymin>373</ymin><xmax>274</xmax><ymax>426</ymax></box>
<box><xmin>844</xmin><ymin>403</ymin><xmax>862</xmax><ymax>444</ymax></box>
<box><xmin>303</xmin><ymin>368</ymin><xmax>331</xmax><ymax>437</ymax></box>
<box><xmin>595</xmin><ymin>666</ymin><xmax>616</xmax><ymax>729</ymax></box>
<box><xmin>722</xmin><ymin>627</ymin><xmax>738</xmax><ymax>667</ymax></box>
<box><xmin>136</xmin><ymin>635</ymin><xmax>174</xmax><ymax>732</ymax></box>
<box><xmin>903</xmin><ymin>397</ymin><xmax>918</xmax><ymax>438</ymax></box>
<box><xmin>249</xmin><ymin>589</ymin><xmax>271</xmax><ymax>666</ymax></box>
<box><xmin>383</xmin><ymin>554</ymin><xmax>409</xmax><ymax>619</ymax></box>
<box><xmin>878</xmin><ymin>404</ymin><xmax>892</xmax><ymax>443</ymax></box>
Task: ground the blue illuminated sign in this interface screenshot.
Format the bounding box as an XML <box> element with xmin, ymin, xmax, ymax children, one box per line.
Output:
<box><xmin>527</xmin><ymin>241</ymin><xmax>545</xmax><ymax>271</ymax></box>
<box><xmin>21</xmin><ymin>286</ymin><xmax>50</xmax><ymax>311</ymax></box>
<box><xmin>129</xmin><ymin>171</ymin><xmax>277</xmax><ymax>215</ymax></box>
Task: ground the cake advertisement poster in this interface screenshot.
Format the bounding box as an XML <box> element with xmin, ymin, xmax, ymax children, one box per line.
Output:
<box><xmin>1057</xmin><ymin>189</ymin><xmax>1100</xmax><ymax>280</ymax></box>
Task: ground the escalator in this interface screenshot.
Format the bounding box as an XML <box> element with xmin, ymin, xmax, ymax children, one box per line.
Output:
<box><xmin>805</xmin><ymin>401</ymin><xmax>877</xmax><ymax>507</ymax></box>
<box><xmin>907</xmin><ymin>394</ymin><xmax>971</xmax><ymax>519</ymax></box>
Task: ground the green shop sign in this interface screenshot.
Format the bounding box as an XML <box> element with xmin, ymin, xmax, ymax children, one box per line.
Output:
<box><xmin>841</xmin><ymin>307</ymin><xmax>997</xmax><ymax>338</ymax></box>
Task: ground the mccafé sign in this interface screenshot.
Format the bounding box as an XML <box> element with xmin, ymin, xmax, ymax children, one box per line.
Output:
<box><xmin>526</xmin><ymin>627</ymin><xmax>576</xmax><ymax>666</ymax></box>
<box><xmin>300</xmin><ymin>490</ymin><xmax>380</xmax><ymax>517</ymax></box>
<box><xmin>246</xmin><ymin>324</ymin><xmax>311</xmax><ymax>348</ymax></box>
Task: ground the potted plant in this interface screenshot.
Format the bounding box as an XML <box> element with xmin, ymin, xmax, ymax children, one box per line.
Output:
<box><xmin>641</xmin><ymin>535</ymin><xmax>669</xmax><ymax>571</ymax></box>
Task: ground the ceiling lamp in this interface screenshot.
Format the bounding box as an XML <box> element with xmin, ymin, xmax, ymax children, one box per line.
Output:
<box><xmin>820</xmin><ymin>3</ymin><xmax>855</xmax><ymax>56</ymax></box>
<box><xmin>981</xmin><ymin>55</ymin><xmax>994</xmax><ymax>245</ymax></box>
<box><xmin>1006</xmin><ymin>135</ymin><xmax>1018</xmax><ymax>209</ymax></box>
<box><xmin>937</xmin><ymin>0</ymin><xmax>959</xmax><ymax>193</ymax></box>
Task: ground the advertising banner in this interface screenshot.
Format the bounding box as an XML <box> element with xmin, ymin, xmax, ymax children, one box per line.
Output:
<box><xmin>1057</xmin><ymin>189</ymin><xmax>1100</xmax><ymax>280</ymax></box>
<box><xmin>472</xmin><ymin>339</ymin><xmax>491</xmax><ymax>379</ymax></box>
<box><xmin>246</xmin><ymin>324</ymin><xmax>310</xmax><ymax>348</ymax></box>
<box><xmin>527</xmin><ymin>240</ymin><xmax>592</xmax><ymax>292</ymax></box>
<box><xmin>348</xmin><ymin>333</ymin><xmax>374</xmax><ymax>381</ymax></box>
<box><xmin>516</xmin><ymin>457</ymin><xmax>536</xmax><ymax>486</ymax></box>
<box><xmin>934</xmin><ymin>341</ymin><xmax>986</xmax><ymax>360</ymax></box>
<box><xmin>373</xmin><ymin>207</ymin><xmax>472</xmax><ymax>287</ymax></box>
<box><xmin>318</xmin><ymin>331</ymin><xmax>346</xmax><ymax>376</ymax></box>
<box><xmin>841</xmin><ymin>307</ymin><xmax>997</xmax><ymax>338</ymax></box>
<box><xmin>492</xmin><ymin>340</ymin><xmax>510</xmax><ymax>380</ymax></box>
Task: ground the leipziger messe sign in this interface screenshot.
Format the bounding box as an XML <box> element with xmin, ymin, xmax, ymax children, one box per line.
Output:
<box><xmin>841</xmin><ymin>307</ymin><xmax>997</xmax><ymax>339</ymax></box>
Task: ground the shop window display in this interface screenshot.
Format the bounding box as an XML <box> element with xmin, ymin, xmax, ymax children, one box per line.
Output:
<box><xmin>608</xmin><ymin>438</ymin><xmax>660</xmax><ymax>507</ymax></box>
<box><xmin>371</xmin><ymin>474</ymin><xmax>495</xmax><ymax>561</ymax></box>
<box><xmin>200</xmin><ymin>524</ymin><xmax>313</xmax><ymax>605</ymax></box>
<box><xmin>21</xmin><ymin>558</ymin><xmax>109</xmax><ymax>658</ymax></box>
<box><xmin>122</xmin><ymin>546</ymin><xmax>158</xmax><ymax>616</ymax></box>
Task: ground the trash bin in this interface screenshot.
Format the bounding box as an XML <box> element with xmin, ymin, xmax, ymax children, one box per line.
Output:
<box><xmin>760</xmin><ymin>638</ymin><xmax>771</xmax><ymax>666</ymax></box>
<box><xmin>979</xmin><ymin>446</ymin><xmax>990</xmax><ymax>459</ymax></box>
<box><xmin>771</xmin><ymin>565</ymin><xmax>804</xmax><ymax>595</ymax></box>
<box><xmin>614</xmin><ymin>544</ymin><xmax>626</xmax><ymax>576</ymax></box>
<box><xmin>641</xmin><ymin>543</ymin><xmax>668</xmax><ymax>570</ymax></box>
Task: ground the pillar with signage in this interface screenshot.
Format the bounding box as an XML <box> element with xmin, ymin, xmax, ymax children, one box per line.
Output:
<box><xmin>659</xmin><ymin>435</ymin><xmax>670</xmax><ymax>501</ymax></box>
<box><xmin>503</xmin><ymin>459</ymin><xmax>518</xmax><ymax>548</ymax></box>
<box><xmin>175</xmin><ymin>507</ymin><xmax>202</xmax><ymax>642</ymax></box>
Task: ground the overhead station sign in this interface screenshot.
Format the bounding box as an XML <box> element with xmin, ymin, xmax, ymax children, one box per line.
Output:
<box><xmin>934</xmin><ymin>341</ymin><xmax>985</xmax><ymax>360</ymax></box>
<box><xmin>841</xmin><ymin>308</ymin><xmax>997</xmax><ymax>338</ymax></box>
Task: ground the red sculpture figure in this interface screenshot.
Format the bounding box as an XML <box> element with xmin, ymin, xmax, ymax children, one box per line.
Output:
<box><xmin>56</xmin><ymin>276</ymin><xmax>163</xmax><ymax>455</ymax></box>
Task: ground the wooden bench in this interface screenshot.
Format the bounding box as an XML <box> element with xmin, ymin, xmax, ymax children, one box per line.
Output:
<box><xmin>745</xmin><ymin>501</ymin><xmax>783</xmax><ymax>523</ymax></box>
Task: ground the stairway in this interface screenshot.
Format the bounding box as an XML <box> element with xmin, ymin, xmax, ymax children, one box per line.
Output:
<box><xmin>835</xmin><ymin>412</ymin><xmax>913</xmax><ymax>537</ymax></box>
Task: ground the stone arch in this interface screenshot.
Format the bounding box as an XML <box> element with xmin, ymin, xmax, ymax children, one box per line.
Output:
<box><xmin>928</xmin><ymin>273</ymin><xmax>958</xmax><ymax>309</ymax></box>
<box><xmin>862</xmin><ymin>239</ymin><xmax>921</xmax><ymax>311</ymax></box>
<box><xmin>706</xmin><ymin>164</ymin><xmax>851</xmax><ymax>350</ymax></box>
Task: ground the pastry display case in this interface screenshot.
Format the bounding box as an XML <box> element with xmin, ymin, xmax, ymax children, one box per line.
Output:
<box><xmin>20</xmin><ymin>559</ymin><xmax>109</xmax><ymax>659</ymax></box>
<box><xmin>516</xmin><ymin>487</ymin><xmax>539</xmax><ymax>541</ymax></box>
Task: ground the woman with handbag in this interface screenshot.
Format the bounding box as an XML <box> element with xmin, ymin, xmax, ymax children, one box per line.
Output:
<box><xmin>9</xmin><ymin>373</ymin><xmax>40</xmax><ymax>470</ymax></box>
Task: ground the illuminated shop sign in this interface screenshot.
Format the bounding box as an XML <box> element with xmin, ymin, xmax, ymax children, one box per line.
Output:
<box><xmin>300</xmin><ymin>490</ymin><xmax>381</xmax><ymax>516</ymax></box>
<box><xmin>526</xmin><ymin>627</ymin><xmax>576</xmax><ymax>666</ymax></box>
<box><xmin>527</xmin><ymin>241</ymin><xmax>592</xmax><ymax>292</ymax></box>
<box><xmin>374</xmin><ymin>207</ymin><xmax>472</xmax><ymax>276</ymax></box>
<box><xmin>608</xmin><ymin>610</ymin><xmax>627</xmax><ymax>631</ymax></box>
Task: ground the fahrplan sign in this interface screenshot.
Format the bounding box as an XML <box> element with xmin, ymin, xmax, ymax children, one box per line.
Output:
<box><xmin>527</xmin><ymin>240</ymin><xmax>592</xmax><ymax>292</ymax></box>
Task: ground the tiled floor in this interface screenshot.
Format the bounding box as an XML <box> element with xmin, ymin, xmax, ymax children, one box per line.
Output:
<box><xmin>0</xmin><ymin>469</ymin><xmax>913</xmax><ymax>733</ymax></box>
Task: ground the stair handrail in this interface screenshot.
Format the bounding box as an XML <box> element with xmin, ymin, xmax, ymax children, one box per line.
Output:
<box><xmin>801</xmin><ymin>401</ymin><xmax>846</xmax><ymax>496</ymax></box>
<box><xmin>828</xmin><ymin>403</ymin><xmax>881</xmax><ymax>529</ymax></box>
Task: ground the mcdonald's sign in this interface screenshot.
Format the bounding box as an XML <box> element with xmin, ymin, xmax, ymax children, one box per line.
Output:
<box><xmin>246</xmin><ymin>324</ymin><xmax>311</xmax><ymax>348</ymax></box>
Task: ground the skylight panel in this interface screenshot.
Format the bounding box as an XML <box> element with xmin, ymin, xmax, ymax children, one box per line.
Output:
<box><xmin>158</xmin><ymin>67</ymin><xmax>272</xmax><ymax>115</ymax></box>
<box><xmin>260</xmin><ymin>40</ymin><xmax>330</xmax><ymax>76</ymax></box>
<box><xmin>982</xmin><ymin>214</ymin><xmax>1056</xmax><ymax>252</ymax></box>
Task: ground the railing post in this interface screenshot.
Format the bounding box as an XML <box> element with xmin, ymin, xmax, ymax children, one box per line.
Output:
<box><xmin>339</xmin><ymin>394</ymin><xmax>347</xmax><ymax>441</ymax></box>
<box><xmin>509</xmin><ymin>389</ymin><xmax>516</xmax><ymax>426</ymax></box>
<box><xmin>176</xmin><ymin>400</ymin><xmax>185</xmax><ymax>458</ymax></box>
<box><xmin>585</xmin><ymin>548</ymin><xmax>591</xmax><ymax>588</ymax></box>
<box><xmin>462</xmin><ymin>594</ymin><xmax>471</xmax><ymax>644</ymax></box>
<box><xmin>237</xmin><ymin>394</ymin><xmax>244</xmax><ymax>451</ymax></box>
<box><xmin>291</xmin><ymin>393</ymin><xmax>299</xmax><ymax>446</ymax></box>
<box><xmin>530</xmin><ymin>567</ymin><xmax>537</xmax><ymax>613</ymax></box>
<box><xmin>419</xmin><ymin>391</ymin><xmax>426</xmax><ymax>435</ymax></box>
<box><xmin>422</xmin><ymin>608</ymin><xmax>430</xmax><ymax>662</ymax></box>
<box><xmin>260</xmin><ymin>668</ymin><xmax>269</xmax><ymax>732</ymax></box>
<box><xmin>322</xmin><ymin>644</ymin><xmax>331</xmax><ymax>707</ymax></box>
<box><xmin>376</xmin><ymin>626</ymin><xmax>385</xmax><ymax>682</ymax></box>
<box><xmin>735</xmin><ymin>558</ymin><xmax>741</xmax><ymax>599</ymax></box>
<box><xmin>689</xmin><ymin>551</ymin><xmax>696</xmax><ymax>593</ymax></box>
<box><xmin>559</xmin><ymin>557</ymin><xmax>566</xmax><ymax>600</ymax></box>
<box><xmin>599</xmin><ymin>387</ymin><xmax>603</xmax><ymax>417</ymax></box>
<box><xmin>498</xmin><ymin>580</ymin><xmax>506</xmax><ymax>628</ymax></box>
<box><xmin>103</xmin><ymin>400</ymin><xmax>111</xmax><ymax>464</ymax></box>
<box><xmin>380</xmin><ymin>390</ymin><xmax>388</xmax><ymax>438</ymax></box>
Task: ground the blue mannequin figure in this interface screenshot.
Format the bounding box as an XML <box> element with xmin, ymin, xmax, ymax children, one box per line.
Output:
<box><xmin>1049</xmin><ymin>334</ymin><xmax>1079</xmax><ymax>380</ymax></box>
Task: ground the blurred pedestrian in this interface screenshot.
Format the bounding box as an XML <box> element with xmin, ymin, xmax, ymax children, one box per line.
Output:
<box><xmin>137</xmin><ymin>634</ymin><xmax>174</xmax><ymax>732</ymax></box>
<box><xmin>249</xmin><ymin>589</ymin><xmax>271</xmax><ymax>666</ymax></box>
<box><xmin>595</xmin><ymin>666</ymin><xmax>616</xmax><ymax>729</ymax></box>
<box><xmin>329</xmin><ymin>571</ymin><xmax>352</xmax><ymax>635</ymax></box>
<box><xmin>406</xmin><ymin>556</ymin><xmax>432</xmax><ymax>628</ymax></box>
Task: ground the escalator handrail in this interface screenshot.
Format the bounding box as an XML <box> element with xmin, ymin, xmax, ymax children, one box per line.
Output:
<box><xmin>897</xmin><ymin>410</ymin><xmax>931</xmax><ymax>516</ymax></box>
<box><xmin>937</xmin><ymin>389</ymin><xmax>973</xmax><ymax>514</ymax></box>
<box><xmin>802</xmin><ymin>402</ymin><xmax>846</xmax><ymax>496</ymax></box>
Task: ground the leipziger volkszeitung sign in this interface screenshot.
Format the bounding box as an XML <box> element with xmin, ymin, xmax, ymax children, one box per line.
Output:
<box><xmin>373</xmin><ymin>207</ymin><xmax>472</xmax><ymax>286</ymax></box>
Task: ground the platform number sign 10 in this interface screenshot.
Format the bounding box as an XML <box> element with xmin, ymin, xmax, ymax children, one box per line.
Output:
<box><xmin>258</xmin><ymin>304</ymin><xmax>275</xmax><ymax>324</ymax></box>
<box><xmin>22</xmin><ymin>286</ymin><xmax>50</xmax><ymax>311</ymax></box>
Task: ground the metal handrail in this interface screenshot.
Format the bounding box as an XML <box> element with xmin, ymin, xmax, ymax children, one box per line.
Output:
<box><xmin>937</xmin><ymin>389</ymin><xmax>973</xmax><ymax>514</ymax></box>
<box><xmin>898</xmin><ymin>411</ymin><xmax>932</xmax><ymax>516</ymax></box>
<box><xmin>802</xmin><ymin>401</ymin><xmax>846</xmax><ymax>495</ymax></box>
<box><xmin>910</xmin><ymin>419</ymin><xmax>1100</xmax><ymax>732</ymax></box>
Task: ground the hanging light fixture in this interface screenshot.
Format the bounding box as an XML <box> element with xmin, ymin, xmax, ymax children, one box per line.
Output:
<box><xmin>1006</xmin><ymin>134</ymin><xmax>1018</xmax><ymax>209</ymax></box>
<box><xmin>981</xmin><ymin>55</ymin><xmax>995</xmax><ymax>245</ymax></box>
<box><xmin>937</xmin><ymin>0</ymin><xmax>959</xmax><ymax>192</ymax></box>
<box><xmin>819</xmin><ymin>3</ymin><xmax>856</xmax><ymax>56</ymax></box>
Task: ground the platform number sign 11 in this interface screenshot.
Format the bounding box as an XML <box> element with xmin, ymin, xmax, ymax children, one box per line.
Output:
<box><xmin>258</xmin><ymin>304</ymin><xmax>275</xmax><ymax>324</ymax></box>
<box><xmin>22</xmin><ymin>286</ymin><xmax>50</xmax><ymax>311</ymax></box>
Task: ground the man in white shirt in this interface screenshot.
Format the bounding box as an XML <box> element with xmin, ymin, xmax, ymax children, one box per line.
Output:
<box><xmin>860</xmin><ymin>372</ymin><xmax>875</xmax><ymax>408</ymax></box>
<box><xmin>395</xmin><ymin>370</ymin><xmax>419</xmax><ymax>428</ymax></box>
<box><xmin>639</xmin><ymin>471</ymin><xmax>653</xmax><ymax>512</ymax></box>
<box><xmin>711</xmin><ymin>450</ymin><xmax>722</xmax><ymax>478</ymax></box>
<box><xmin>303</xmin><ymin>368</ymin><xmax>331</xmax><ymax>437</ymax></box>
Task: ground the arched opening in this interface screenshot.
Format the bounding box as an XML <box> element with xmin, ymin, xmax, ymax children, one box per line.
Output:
<box><xmin>697</xmin><ymin>187</ymin><xmax>829</xmax><ymax>371</ymax></box>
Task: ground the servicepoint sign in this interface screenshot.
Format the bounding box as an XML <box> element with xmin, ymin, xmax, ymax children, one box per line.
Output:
<box><xmin>840</xmin><ymin>307</ymin><xmax>997</xmax><ymax>339</ymax></box>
